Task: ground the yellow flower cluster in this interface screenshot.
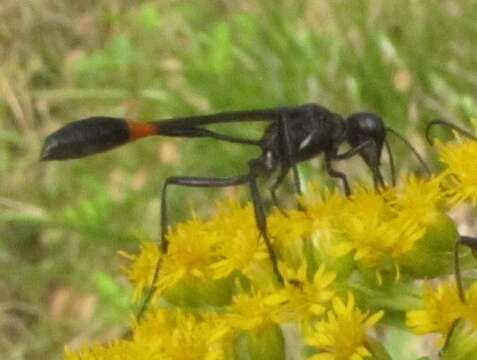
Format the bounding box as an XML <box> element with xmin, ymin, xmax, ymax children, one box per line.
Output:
<box><xmin>405</xmin><ymin>137</ymin><xmax>477</xmax><ymax>351</ymax></box>
<box><xmin>67</xmin><ymin>137</ymin><xmax>477</xmax><ymax>359</ymax></box>
<box><xmin>65</xmin><ymin>310</ymin><xmax>230</xmax><ymax>360</ymax></box>
<box><xmin>305</xmin><ymin>293</ymin><xmax>384</xmax><ymax>360</ymax></box>
<box><xmin>438</xmin><ymin>138</ymin><xmax>477</xmax><ymax>206</ymax></box>
<box><xmin>406</xmin><ymin>281</ymin><xmax>464</xmax><ymax>337</ymax></box>
<box><xmin>271</xmin><ymin>176</ymin><xmax>449</xmax><ymax>284</ymax></box>
<box><xmin>406</xmin><ymin>281</ymin><xmax>477</xmax><ymax>354</ymax></box>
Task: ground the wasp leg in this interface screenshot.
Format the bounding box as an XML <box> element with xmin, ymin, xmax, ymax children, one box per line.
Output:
<box><xmin>270</xmin><ymin>167</ymin><xmax>291</xmax><ymax>217</ymax></box>
<box><xmin>332</xmin><ymin>140</ymin><xmax>386</xmax><ymax>193</ymax></box>
<box><xmin>325</xmin><ymin>152</ymin><xmax>351</xmax><ymax>197</ymax></box>
<box><xmin>278</xmin><ymin>114</ymin><xmax>302</xmax><ymax>195</ymax></box>
<box><xmin>384</xmin><ymin>139</ymin><xmax>396</xmax><ymax>187</ymax></box>
<box><xmin>137</xmin><ymin>171</ymin><xmax>286</xmax><ymax>321</ymax></box>
<box><xmin>248</xmin><ymin>164</ymin><xmax>284</xmax><ymax>285</ymax></box>
<box><xmin>327</xmin><ymin>140</ymin><xmax>375</xmax><ymax>196</ymax></box>
<box><xmin>137</xmin><ymin>175</ymin><xmax>250</xmax><ymax>321</ymax></box>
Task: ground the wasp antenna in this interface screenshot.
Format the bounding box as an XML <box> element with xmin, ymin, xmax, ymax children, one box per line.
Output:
<box><xmin>386</xmin><ymin>127</ymin><xmax>431</xmax><ymax>176</ymax></box>
<box><xmin>426</xmin><ymin>119</ymin><xmax>477</xmax><ymax>145</ymax></box>
<box><xmin>439</xmin><ymin>235</ymin><xmax>473</xmax><ymax>353</ymax></box>
<box><xmin>459</xmin><ymin>235</ymin><xmax>477</xmax><ymax>250</ymax></box>
<box><xmin>383</xmin><ymin>138</ymin><xmax>396</xmax><ymax>186</ymax></box>
<box><xmin>454</xmin><ymin>235</ymin><xmax>477</xmax><ymax>304</ymax></box>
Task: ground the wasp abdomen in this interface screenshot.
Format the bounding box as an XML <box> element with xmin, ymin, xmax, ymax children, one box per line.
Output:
<box><xmin>40</xmin><ymin>117</ymin><xmax>134</xmax><ymax>160</ymax></box>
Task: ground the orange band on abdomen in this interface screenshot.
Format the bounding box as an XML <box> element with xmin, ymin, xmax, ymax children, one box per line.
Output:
<box><xmin>127</xmin><ymin>120</ymin><xmax>158</xmax><ymax>140</ymax></box>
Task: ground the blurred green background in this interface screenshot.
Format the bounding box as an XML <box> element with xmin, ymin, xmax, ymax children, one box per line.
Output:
<box><xmin>1</xmin><ymin>0</ymin><xmax>477</xmax><ymax>358</ymax></box>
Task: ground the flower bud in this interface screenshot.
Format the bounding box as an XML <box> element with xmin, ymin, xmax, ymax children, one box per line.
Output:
<box><xmin>401</xmin><ymin>213</ymin><xmax>458</xmax><ymax>277</ymax></box>
<box><xmin>234</xmin><ymin>323</ymin><xmax>285</xmax><ymax>360</ymax></box>
<box><xmin>162</xmin><ymin>275</ymin><xmax>234</xmax><ymax>307</ymax></box>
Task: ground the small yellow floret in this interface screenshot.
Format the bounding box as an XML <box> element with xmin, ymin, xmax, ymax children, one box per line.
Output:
<box><xmin>276</xmin><ymin>263</ymin><xmax>336</xmax><ymax>322</ymax></box>
<box><xmin>208</xmin><ymin>201</ymin><xmax>269</xmax><ymax>280</ymax></box>
<box><xmin>119</xmin><ymin>242</ymin><xmax>160</xmax><ymax>302</ymax></box>
<box><xmin>438</xmin><ymin>139</ymin><xmax>477</xmax><ymax>206</ymax></box>
<box><xmin>227</xmin><ymin>287</ymin><xmax>287</xmax><ymax>330</ymax></box>
<box><xmin>406</xmin><ymin>281</ymin><xmax>464</xmax><ymax>336</ymax></box>
<box><xmin>305</xmin><ymin>292</ymin><xmax>384</xmax><ymax>360</ymax></box>
<box><xmin>66</xmin><ymin>309</ymin><xmax>229</xmax><ymax>360</ymax></box>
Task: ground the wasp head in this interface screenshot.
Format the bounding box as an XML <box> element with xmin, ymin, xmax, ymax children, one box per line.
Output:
<box><xmin>345</xmin><ymin>112</ymin><xmax>386</xmax><ymax>169</ymax></box>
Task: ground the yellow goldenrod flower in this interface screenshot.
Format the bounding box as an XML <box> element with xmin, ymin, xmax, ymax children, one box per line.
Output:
<box><xmin>131</xmin><ymin>308</ymin><xmax>171</xmax><ymax>341</ymax></box>
<box><xmin>66</xmin><ymin>309</ymin><xmax>230</xmax><ymax>360</ymax></box>
<box><xmin>276</xmin><ymin>263</ymin><xmax>336</xmax><ymax>322</ymax></box>
<box><xmin>342</xmin><ymin>219</ymin><xmax>395</xmax><ymax>267</ymax></box>
<box><xmin>294</xmin><ymin>193</ymin><xmax>353</xmax><ymax>278</ymax></box>
<box><xmin>268</xmin><ymin>208</ymin><xmax>313</xmax><ymax>265</ymax></box>
<box><xmin>120</xmin><ymin>242</ymin><xmax>161</xmax><ymax>302</ymax></box>
<box><xmin>406</xmin><ymin>281</ymin><xmax>464</xmax><ymax>337</ymax></box>
<box><xmin>330</xmin><ymin>187</ymin><xmax>424</xmax><ymax>282</ymax></box>
<box><xmin>386</xmin><ymin>177</ymin><xmax>458</xmax><ymax>278</ymax></box>
<box><xmin>286</xmin><ymin>183</ymin><xmax>430</xmax><ymax>283</ymax></box>
<box><xmin>122</xmin><ymin>216</ymin><xmax>223</xmax><ymax>305</ymax></box>
<box><xmin>330</xmin><ymin>188</ymin><xmax>390</xmax><ymax>264</ymax></box>
<box><xmin>158</xmin><ymin>217</ymin><xmax>219</xmax><ymax>292</ymax></box>
<box><xmin>65</xmin><ymin>341</ymin><xmax>130</xmax><ymax>360</ymax></box>
<box><xmin>387</xmin><ymin>218</ymin><xmax>426</xmax><ymax>259</ymax></box>
<box><xmin>227</xmin><ymin>287</ymin><xmax>287</xmax><ymax>330</ymax></box>
<box><xmin>139</xmin><ymin>310</ymin><xmax>229</xmax><ymax>360</ymax></box>
<box><xmin>348</xmin><ymin>186</ymin><xmax>391</xmax><ymax>221</ymax></box>
<box><xmin>305</xmin><ymin>292</ymin><xmax>384</xmax><ymax>360</ymax></box>
<box><xmin>80</xmin><ymin>174</ymin><xmax>475</xmax><ymax>359</ymax></box>
<box><xmin>299</xmin><ymin>187</ymin><xmax>352</xmax><ymax>268</ymax></box>
<box><xmin>208</xmin><ymin>201</ymin><xmax>269</xmax><ymax>280</ymax></box>
<box><xmin>438</xmin><ymin>139</ymin><xmax>477</xmax><ymax>206</ymax></box>
<box><xmin>300</xmin><ymin>185</ymin><xmax>349</xmax><ymax>244</ymax></box>
<box><xmin>391</xmin><ymin>176</ymin><xmax>444</xmax><ymax>227</ymax></box>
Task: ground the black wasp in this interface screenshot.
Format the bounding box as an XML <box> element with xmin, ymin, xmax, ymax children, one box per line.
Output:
<box><xmin>40</xmin><ymin>103</ymin><xmax>429</xmax><ymax>319</ymax></box>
